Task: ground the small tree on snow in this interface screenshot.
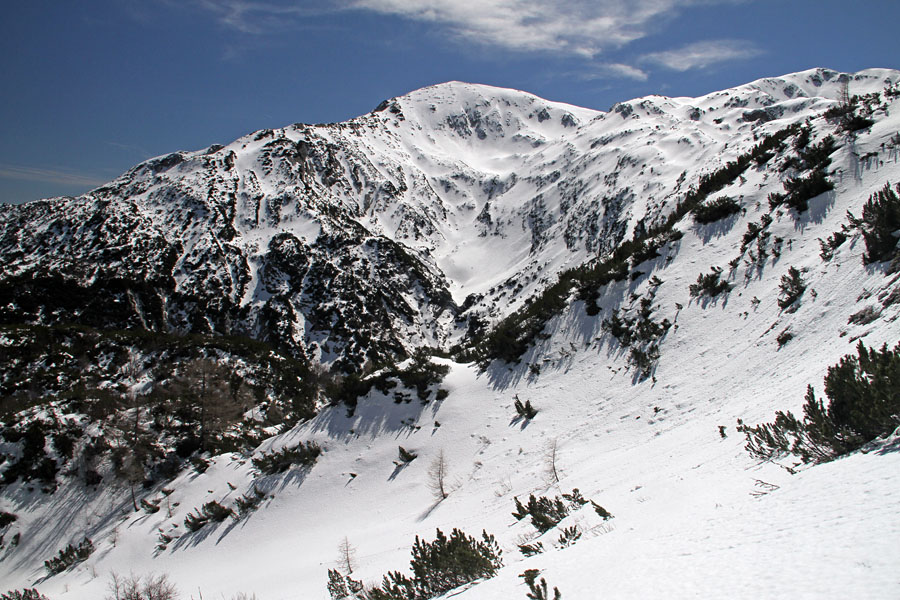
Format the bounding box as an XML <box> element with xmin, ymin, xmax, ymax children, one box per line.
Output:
<box><xmin>544</xmin><ymin>438</ymin><xmax>562</xmax><ymax>488</ymax></box>
<box><xmin>337</xmin><ymin>536</ymin><xmax>357</xmax><ymax>575</ymax></box>
<box><xmin>428</xmin><ymin>449</ymin><xmax>451</xmax><ymax>501</ymax></box>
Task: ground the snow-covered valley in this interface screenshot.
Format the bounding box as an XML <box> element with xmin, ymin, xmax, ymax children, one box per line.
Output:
<box><xmin>1</xmin><ymin>67</ymin><xmax>899</xmax><ymax>599</ymax></box>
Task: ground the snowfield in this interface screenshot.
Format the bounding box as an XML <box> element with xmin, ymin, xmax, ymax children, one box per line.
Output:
<box><xmin>1</xmin><ymin>67</ymin><xmax>899</xmax><ymax>599</ymax></box>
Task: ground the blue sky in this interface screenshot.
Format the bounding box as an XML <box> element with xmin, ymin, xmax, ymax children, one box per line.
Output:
<box><xmin>1</xmin><ymin>1</ymin><xmax>897</xmax><ymax>203</ymax></box>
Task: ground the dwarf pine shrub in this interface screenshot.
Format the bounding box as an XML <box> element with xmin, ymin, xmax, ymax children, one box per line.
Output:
<box><xmin>777</xmin><ymin>267</ymin><xmax>807</xmax><ymax>309</ymax></box>
<box><xmin>740</xmin><ymin>341</ymin><xmax>900</xmax><ymax>464</ymax></box>
<box><xmin>512</xmin><ymin>489</ymin><xmax>589</xmax><ymax>533</ymax></box>
<box><xmin>847</xmin><ymin>182</ymin><xmax>900</xmax><ymax>263</ymax></box>
<box><xmin>235</xmin><ymin>488</ymin><xmax>267</xmax><ymax>516</ymax></box>
<box><xmin>184</xmin><ymin>510</ymin><xmax>208</xmax><ymax>532</ymax></box>
<box><xmin>397</xmin><ymin>446</ymin><xmax>418</xmax><ymax>464</ymax></box>
<box><xmin>692</xmin><ymin>196</ymin><xmax>741</xmax><ymax>224</ymax></box>
<box><xmin>202</xmin><ymin>500</ymin><xmax>233</xmax><ymax>522</ymax></box>
<box><xmin>252</xmin><ymin>441</ymin><xmax>321</xmax><ymax>475</ymax></box>
<box><xmin>44</xmin><ymin>538</ymin><xmax>94</xmax><ymax>575</ymax></box>
<box><xmin>518</xmin><ymin>541</ymin><xmax>545</xmax><ymax>557</ymax></box>
<box><xmin>1</xmin><ymin>590</ymin><xmax>48</xmax><ymax>600</ymax></box>
<box><xmin>514</xmin><ymin>397</ymin><xmax>538</xmax><ymax>420</ymax></box>
<box><xmin>689</xmin><ymin>267</ymin><xmax>732</xmax><ymax>298</ymax></box>
<box><xmin>818</xmin><ymin>230</ymin><xmax>848</xmax><ymax>261</ymax></box>
<box><xmin>781</xmin><ymin>170</ymin><xmax>834</xmax><ymax>213</ymax></box>
<box><xmin>557</xmin><ymin>526</ymin><xmax>581</xmax><ymax>547</ymax></box>
<box><xmin>366</xmin><ymin>528</ymin><xmax>503</xmax><ymax>600</ymax></box>
<box><xmin>521</xmin><ymin>570</ymin><xmax>562</xmax><ymax>600</ymax></box>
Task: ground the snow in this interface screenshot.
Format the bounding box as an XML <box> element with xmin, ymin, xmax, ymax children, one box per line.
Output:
<box><xmin>2</xmin><ymin>68</ymin><xmax>900</xmax><ymax>599</ymax></box>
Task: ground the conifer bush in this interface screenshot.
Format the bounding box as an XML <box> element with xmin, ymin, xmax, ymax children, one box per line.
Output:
<box><xmin>556</xmin><ymin>525</ymin><xmax>581</xmax><ymax>547</ymax></box>
<box><xmin>517</xmin><ymin>541</ymin><xmax>544</xmax><ymax>556</ymax></box>
<box><xmin>44</xmin><ymin>538</ymin><xmax>94</xmax><ymax>575</ymax></box>
<box><xmin>688</xmin><ymin>268</ymin><xmax>732</xmax><ymax>298</ymax></box>
<box><xmin>514</xmin><ymin>397</ymin><xmax>538</xmax><ymax>420</ymax></box>
<box><xmin>183</xmin><ymin>510</ymin><xmax>208</xmax><ymax>532</ymax></box>
<box><xmin>398</xmin><ymin>447</ymin><xmax>418</xmax><ymax>463</ymax></box>
<box><xmin>234</xmin><ymin>488</ymin><xmax>267</xmax><ymax>516</ymax></box>
<box><xmin>201</xmin><ymin>500</ymin><xmax>233</xmax><ymax>522</ymax></box>
<box><xmin>521</xmin><ymin>570</ymin><xmax>561</xmax><ymax>600</ymax></box>
<box><xmin>818</xmin><ymin>230</ymin><xmax>847</xmax><ymax>261</ymax></box>
<box><xmin>1</xmin><ymin>590</ymin><xmax>48</xmax><ymax>600</ymax></box>
<box><xmin>847</xmin><ymin>182</ymin><xmax>900</xmax><ymax>263</ymax></box>
<box><xmin>740</xmin><ymin>341</ymin><xmax>900</xmax><ymax>464</ymax></box>
<box><xmin>327</xmin><ymin>569</ymin><xmax>364</xmax><ymax>600</ymax></box>
<box><xmin>692</xmin><ymin>196</ymin><xmax>741</xmax><ymax>224</ymax></box>
<box><xmin>777</xmin><ymin>267</ymin><xmax>807</xmax><ymax>309</ymax></box>
<box><xmin>780</xmin><ymin>170</ymin><xmax>834</xmax><ymax>213</ymax></box>
<box><xmin>366</xmin><ymin>528</ymin><xmax>503</xmax><ymax>600</ymax></box>
<box><xmin>512</xmin><ymin>489</ymin><xmax>589</xmax><ymax>533</ymax></box>
<box><xmin>252</xmin><ymin>441</ymin><xmax>321</xmax><ymax>474</ymax></box>
<box><xmin>0</xmin><ymin>512</ymin><xmax>16</xmax><ymax>528</ymax></box>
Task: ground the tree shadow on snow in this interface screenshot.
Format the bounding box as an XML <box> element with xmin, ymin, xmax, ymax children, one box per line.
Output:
<box><xmin>303</xmin><ymin>391</ymin><xmax>444</xmax><ymax>443</ymax></box>
<box><xmin>2</xmin><ymin>480</ymin><xmax>134</xmax><ymax>582</ymax></box>
<box><xmin>791</xmin><ymin>190</ymin><xmax>836</xmax><ymax>233</ymax></box>
<box><xmin>692</xmin><ymin>213</ymin><xmax>741</xmax><ymax>245</ymax></box>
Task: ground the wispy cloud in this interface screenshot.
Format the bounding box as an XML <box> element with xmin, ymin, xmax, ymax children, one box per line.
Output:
<box><xmin>106</xmin><ymin>141</ymin><xmax>153</xmax><ymax>159</ymax></box>
<box><xmin>178</xmin><ymin>0</ymin><xmax>334</xmax><ymax>34</ymax></box>
<box><xmin>585</xmin><ymin>62</ymin><xmax>649</xmax><ymax>82</ymax></box>
<box><xmin>0</xmin><ymin>164</ymin><xmax>108</xmax><ymax>188</ymax></box>
<box><xmin>180</xmin><ymin>0</ymin><xmax>738</xmax><ymax>59</ymax></box>
<box><xmin>344</xmin><ymin>0</ymin><xmax>682</xmax><ymax>57</ymax></box>
<box><xmin>641</xmin><ymin>39</ymin><xmax>762</xmax><ymax>71</ymax></box>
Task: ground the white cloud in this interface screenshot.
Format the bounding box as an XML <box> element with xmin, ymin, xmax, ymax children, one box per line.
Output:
<box><xmin>345</xmin><ymin>0</ymin><xmax>704</xmax><ymax>57</ymax></box>
<box><xmin>593</xmin><ymin>62</ymin><xmax>650</xmax><ymax>81</ymax></box>
<box><xmin>641</xmin><ymin>39</ymin><xmax>762</xmax><ymax>71</ymax></box>
<box><xmin>182</xmin><ymin>1</ymin><xmax>740</xmax><ymax>59</ymax></box>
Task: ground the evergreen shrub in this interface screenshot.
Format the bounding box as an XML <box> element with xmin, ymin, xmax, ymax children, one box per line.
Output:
<box><xmin>44</xmin><ymin>538</ymin><xmax>94</xmax><ymax>575</ymax></box>
<box><xmin>366</xmin><ymin>528</ymin><xmax>503</xmax><ymax>600</ymax></box>
<box><xmin>252</xmin><ymin>441</ymin><xmax>321</xmax><ymax>475</ymax></box>
<box><xmin>740</xmin><ymin>341</ymin><xmax>900</xmax><ymax>464</ymax></box>
<box><xmin>847</xmin><ymin>182</ymin><xmax>900</xmax><ymax>263</ymax></box>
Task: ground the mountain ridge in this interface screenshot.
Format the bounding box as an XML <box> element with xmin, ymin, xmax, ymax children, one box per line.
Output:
<box><xmin>4</xmin><ymin>68</ymin><xmax>895</xmax><ymax>371</ymax></box>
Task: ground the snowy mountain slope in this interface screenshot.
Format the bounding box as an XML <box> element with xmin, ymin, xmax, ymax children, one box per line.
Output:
<box><xmin>3</xmin><ymin>68</ymin><xmax>896</xmax><ymax>367</ymax></box>
<box><xmin>1</xmin><ymin>68</ymin><xmax>900</xmax><ymax>599</ymax></box>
